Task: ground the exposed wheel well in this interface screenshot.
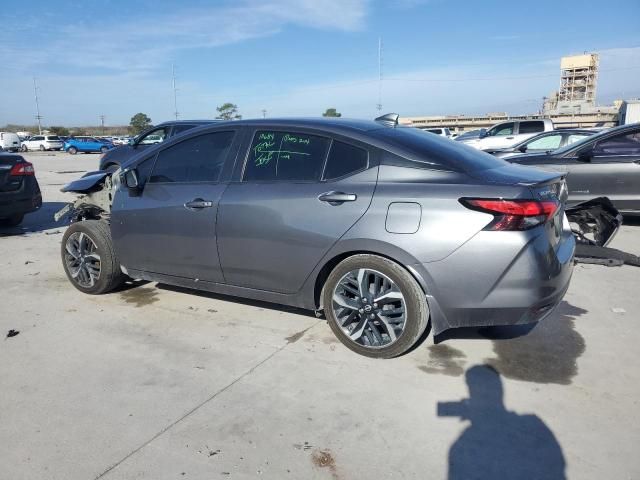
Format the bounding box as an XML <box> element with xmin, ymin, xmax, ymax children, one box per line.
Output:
<box><xmin>313</xmin><ymin>250</ymin><xmax>426</xmax><ymax>310</ymax></box>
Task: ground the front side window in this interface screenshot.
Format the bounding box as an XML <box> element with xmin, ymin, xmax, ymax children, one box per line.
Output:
<box><xmin>138</xmin><ymin>127</ymin><xmax>169</xmax><ymax>145</ymax></box>
<box><xmin>593</xmin><ymin>131</ymin><xmax>640</xmax><ymax>157</ymax></box>
<box><xmin>526</xmin><ymin>134</ymin><xmax>562</xmax><ymax>151</ymax></box>
<box><xmin>244</xmin><ymin>131</ymin><xmax>329</xmax><ymax>182</ymax></box>
<box><xmin>149</xmin><ymin>131</ymin><xmax>235</xmax><ymax>183</ymax></box>
<box><xmin>323</xmin><ymin>141</ymin><xmax>368</xmax><ymax>180</ymax></box>
<box><xmin>488</xmin><ymin>123</ymin><xmax>514</xmax><ymax>136</ymax></box>
<box><xmin>519</xmin><ymin>121</ymin><xmax>545</xmax><ymax>134</ymax></box>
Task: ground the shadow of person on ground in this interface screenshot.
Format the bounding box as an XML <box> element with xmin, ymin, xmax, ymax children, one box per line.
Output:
<box><xmin>0</xmin><ymin>201</ymin><xmax>69</xmax><ymax>237</ymax></box>
<box><xmin>439</xmin><ymin>365</ymin><xmax>566</xmax><ymax>480</ymax></box>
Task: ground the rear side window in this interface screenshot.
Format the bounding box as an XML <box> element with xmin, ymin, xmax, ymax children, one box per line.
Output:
<box><xmin>488</xmin><ymin>123</ymin><xmax>514</xmax><ymax>136</ymax></box>
<box><xmin>593</xmin><ymin>131</ymin><xmax>640</xmax><ymax>157</ymax></box>
<box><xmin>323</xmin><ymin>141</ymin><xmax>368</xmax><ymax>180</ymax></box>
<box><xmin>526</xmin><ymin>134</ymin><xmax>562</xmax><ymax>150</ymax></box>
<box><xmin>519</xmin><ymin>121</ymin><xmax>545</xmax><ymax>134</ymax></box>
<box><xmin>149</xmin><ymin>131</ymin><xmax>235</xmax><ymax>183</ymax></box>
<box><xmin>244</xmin><ymin>131</ymin><xmax>329</xmax><ymax>182</ymax></box>
<box><xmin>46</xmin><ymin>136</ymin><xmax>60</xmax><ymax>141</ymax></box>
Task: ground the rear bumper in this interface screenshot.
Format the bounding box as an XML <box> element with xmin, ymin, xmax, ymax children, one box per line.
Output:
<box><xmin>411</xmin><ymin>223</ymin><xmax>576</xmax><ymax>336</ymax></box>
<box><xmin>0</xmin><ymin>178</ymin><xmax>42</xmax><ymax>218</ymax></box>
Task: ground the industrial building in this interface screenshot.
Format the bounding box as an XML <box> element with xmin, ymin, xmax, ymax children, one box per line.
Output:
<box><xmin>401</xmin><ymin>53</ymin><xmax>637</xmax><ymax>132</ymax></box>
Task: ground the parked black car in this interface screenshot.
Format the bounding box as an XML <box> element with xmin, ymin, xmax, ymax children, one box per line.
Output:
<box><xmin>506</xmin><ymin>123</ymin><xmax>640</xmax><ymax>213</ymax></box>
<box><xmin>0</xmin><ymin>153</ymin><xmax>42</xmax><ymax>226</ymax></box>
<box><xmin>486</xmin><ymin>129</ymin><xmax>595</xmax><ymax>158</ymax></box>
<box><xmin>99</xmin><ymin>120</ymin><xmax>219</xmax><ymax>171</ymax></box>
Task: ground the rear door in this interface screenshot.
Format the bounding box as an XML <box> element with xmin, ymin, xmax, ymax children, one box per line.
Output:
<box><xmin>479</xmin><ymin>122</ymin><xmax>516</xmax><ymax>150</ymax></box>
<box><xmin>217</xmin><ymin>129</ymin><xmax>377</xmax><ymax>293</ymax></box>
<box><xmin>111</xmin><ymin>130</ymin><xmax>240</xmax><ymax>281</ymax></box>
<box><xmin>564</xmin><ymin>129</ymin><xmax>640</xmax><ymax>210</ymax></box>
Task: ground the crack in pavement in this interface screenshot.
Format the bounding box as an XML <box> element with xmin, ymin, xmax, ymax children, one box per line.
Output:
<box><xmin>93</xmin><ymin>319</ymin><xmax>323</xmax><ymax>480</ymax></box>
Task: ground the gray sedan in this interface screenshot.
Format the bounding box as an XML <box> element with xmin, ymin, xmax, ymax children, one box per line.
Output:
<box><xmin>58</xmin><ymin>117</ymin><xmax>575</xmax><ymax>358</ymax></box>
<box><xmin>486</xmin><ymin>129</ymin><xmax>595</xmax><ymax>158</ymax></box>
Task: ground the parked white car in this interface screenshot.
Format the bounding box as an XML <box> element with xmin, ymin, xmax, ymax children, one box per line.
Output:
<box><xmin>0</xmin><ymin>132</ymin><xmax>21</xmax><ymax>152</ymax></box>
<box><xmin>21</xmin><ymin>135</ymin><xmax>64</xmax><ymax>151</ymax></box>
<box><xmin>464</xmin><ymin>119</ymin><xmax>554</xmax><ymax>151</ymax></box>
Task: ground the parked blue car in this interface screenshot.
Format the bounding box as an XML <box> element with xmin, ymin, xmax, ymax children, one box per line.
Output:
<box><xmin>64</xmin><ymin>137</ymin><xmax>115</xmax><ymax>155</ymax></box>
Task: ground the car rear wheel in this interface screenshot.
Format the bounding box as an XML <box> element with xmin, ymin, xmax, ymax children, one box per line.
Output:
<box><xmin>323</xmin><ymin>254</ymin><xmax>430</xmax><ymax>358</ymax></box>
<box><xmin>21</xmin><ymin>145</ymin><xmax>28</xmax><ymax>152</ymax></box>
<box><xmin>0</xmin><ymin>213</ymin><xmax>24</xmax><ymax>227</ymax></box>
<box><xmin>61</xmin><ymin>220</ymin><xmax>126</xmax><ymax>294</ymax></box>
<box><xmin>39</xmin><ymin>145</ymin><xmax>45</xmax><ymax>151</ymax></box>
<box><xmin>100</xmin><ymin>146</ymin><xmax>109</xmax><ymax>154</ymax></box>
<box><xmin>68</xmin><ymin>146</ymin><xmax>78</xmax><ymax>155</ymax></box>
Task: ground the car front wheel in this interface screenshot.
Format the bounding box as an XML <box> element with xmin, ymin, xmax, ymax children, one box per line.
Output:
<box><xmin>323</xmin><ymin>254</ymin><xmax>430</xmax><ymax>358</ymax></box>
<box><xmin>68</xmin><ymin>146</ymin><xmax>78</xmax><ymax>155</ymax></box>
<box><xmin>61</xmin><ymin>220</ymin><xmax>126</xmax><ymax>294</ymax></box>
<box><xmin>21</xmin><ymin>145</ymin><xmax>28</xmax><ymax>152</ymax></box>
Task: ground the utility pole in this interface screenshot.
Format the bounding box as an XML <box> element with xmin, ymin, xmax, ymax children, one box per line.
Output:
<box><xmin>172</xmin><ymin>64</ymin><xmax>179</xmax><ymax>120</ymax></box>
<box><xmin>261</xmin><ymin>109</ymin><xmax>267</xmax><ymax>118</ymax></box>
<box><xmin>100</xmin><ymin>115</ymin><xmax>105</xmax><ymax>134</ymax></box>
<box><xmin>377</xmin><ymin>37</ymin><xmax>383</xmax><ymax>113</ymax></box>
<box><xmin>33</xmin><ymin>77</ymin><xmax>42</xmax><ymax>134</ymax></box>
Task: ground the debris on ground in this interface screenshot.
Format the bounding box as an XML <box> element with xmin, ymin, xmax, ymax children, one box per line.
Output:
<box><xmin>24</xmin><ymin>260</ymin><xmax>34</xmax><ymax>265</ymax></box>
<box><xmin>574</xmin><ymin>244</ymin><xmax>640</xmax><ymax>267</ymax></box>
<box><xmin>6</xmin><ymin>329</ymin><xmax>20</xmax><ymax>339</ymax></box>
<box><xmin>44</xmin><ymin>230</ymin><xmax>62</xmax><ymax>235</ymax></box>
<box><xmin>611</xmin><ymin>307</ymin><xmax>626</xmax><ymax>314</ymax></box>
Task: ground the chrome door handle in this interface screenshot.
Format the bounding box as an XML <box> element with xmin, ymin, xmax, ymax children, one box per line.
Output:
<box><xmin>318</xmin><ymin>191</ymin><xmax>357</xmax><ymax>204</ymax></box>
<box><xmin>184</xmin><ymin>198</ymin><xmax>214</xmax><ymax>210</ymax></box>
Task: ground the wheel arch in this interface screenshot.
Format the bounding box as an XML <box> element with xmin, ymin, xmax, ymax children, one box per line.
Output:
<box><xmin>309</xmin><ymin>239</ymin><xmax>431</xmax><ymax>311</ymax></box>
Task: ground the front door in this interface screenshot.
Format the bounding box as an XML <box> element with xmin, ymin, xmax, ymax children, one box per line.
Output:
<box><xmin>112</xmin><ymin>130</ymin><xmax>238</xmax><ymax>282</ymax></box>
<box><xmin>564</xmin><ymin>130</ymin><xmax>640</xmax><ymax>210</ymax></box>
<box><xmin>217</xmin><ymin>130</ymin><xmax>377</xmax><ymax>293</ymax></box>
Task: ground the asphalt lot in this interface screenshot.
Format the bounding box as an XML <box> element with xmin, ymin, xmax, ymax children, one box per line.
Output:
<box><xmin>1</xmin><ymin>151</ymin><xmax>639</xmax><ymax>479</ymax></box>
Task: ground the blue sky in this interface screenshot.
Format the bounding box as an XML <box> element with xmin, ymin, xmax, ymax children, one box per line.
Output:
<box><xmin>1</xmin><ymin>0</ymin><xmax>639</xmax><ymax>126</ymax></box>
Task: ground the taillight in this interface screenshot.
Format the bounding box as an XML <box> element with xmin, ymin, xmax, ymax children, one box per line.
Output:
<box><xmin>460</xmin><ymin>198</ymin><xmax>559</xmax><ymax>231</ymax></box>
<box><xmin>9</xmin><ymin>161</ymin><xmax>35</xmax><ymax>176</ymax></box>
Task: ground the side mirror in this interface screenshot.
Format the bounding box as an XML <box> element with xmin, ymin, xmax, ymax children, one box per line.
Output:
<box><xmin>518</xmin><ymin>144</ymin><xmax>528</xmax><ymax>153</ymax></box>
<box><xmin>479</xmin><ymin>128</ymin><xmax>487</xmax><ymax>139</ymax></box>
<box><xmin>577</xmin><ymin>148</ymin><xmax>593</xmax><ymax>163</ymax></box>
<box><xmin>123</xmin><ymin>168</ymin><xmax>142</xmax><ymax>196</ymax></box>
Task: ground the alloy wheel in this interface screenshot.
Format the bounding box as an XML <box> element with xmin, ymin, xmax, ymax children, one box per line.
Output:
<box><xmin>332</xmin><ymin>268</ymin><xmax>406</xmax><ymax>348</ymax></box>
<box><xmin>64</xmin><ymin>232</ymin><xmax>101</xmax><ymax>288</ymax></box>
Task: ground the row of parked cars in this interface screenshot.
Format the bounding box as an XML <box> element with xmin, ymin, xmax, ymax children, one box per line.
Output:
<box><xmin>0</xmin><ymin>133</ymin><xmax>132</xmax><ymax>154</ymax></box>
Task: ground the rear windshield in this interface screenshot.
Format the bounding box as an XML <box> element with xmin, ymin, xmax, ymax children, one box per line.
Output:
<box><xmin>371</xmin><ymin>127</ymin><xmax>508</xmax><ymax>172</ymax></box>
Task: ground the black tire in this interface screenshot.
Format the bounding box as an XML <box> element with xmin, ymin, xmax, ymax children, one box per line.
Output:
<box><xmin>0</xmin><ymin>213</ymin><xmax>24</xmax><ymax>227</ymax></box>
<box><xmin>68</xmin><ymin>146</ymin><xmax>78</xmax><ymax>155</ymax></box>
<box><xmin>100</xmin><ymin>146</ymin><xmax>109</xmax><ymax>154</ymax></box>
<box><xmin>323</xmin><ymin>254</ymin><xmax>430</xmax><ymax>359</ymax></box>
<box><xmin>21</xmin><ymin>144</ymin><xmax>28</xmax><ymax>152</ymax></box>
<box><xmin>39</xmin><ymin>144</ymin><xmax>45</xmax><ymax>151</ymax></box>
<box><xmin>61</xmin><ymin>220</ymin><xmax>126</xmax><ymax>294</ymax></box>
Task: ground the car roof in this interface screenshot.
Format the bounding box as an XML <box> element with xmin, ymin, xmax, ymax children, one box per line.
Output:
<box><xmin>218</xmin><ymin>117</ymin><xmax>390</xmax><ymax>134</ymax></box>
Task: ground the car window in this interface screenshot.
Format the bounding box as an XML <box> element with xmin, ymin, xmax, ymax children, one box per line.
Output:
<box><xmin>323</xmin><ymin>141</ymin><xmax>368</xmax><ymax>180</ymax></box>
<box><xmin>519</xmin><ymin>121</ymin><xmax>545</xmax><ymax>134</ymax></box>
<box><xmin>171</xmin><ymin>124</ymin><xmax>197</xmax><ymax>136</ymax></box>
<box><xmin>593</xmin><ymin>131</ymin><xmax>640</xmax><ymax>157</ymax></box>
<box><xmin>566</xmin><ymin>134</ymin><xmax>590</xmax><ymax>145</ymax></box>
<box><xmin>139</xmin><ymin>127</ymin><xmax>168</xmax><ymax>145</ymax></box>
<box><xmin>372</xmin><ymin>127</ymin><xmax>506</xmax><ymax>172</ymax></box>
<box><xmin>488</xmin><ymin>123</ymin><xmax>514</xmax><ymax>136</ymax></box>
<box><xmin>149</xmin><ymin>131</ymin><xmax>235</xmax><ymax>183</ymax></box>
<box><xmin>244</xmin><ymin>130</ymin><xmax>330</xmax><ymax>182</ymax></box>
<box><xmin>526</xmin><ymin>134</ymin><xmax>562</xmax><ymax>151</ymax></box>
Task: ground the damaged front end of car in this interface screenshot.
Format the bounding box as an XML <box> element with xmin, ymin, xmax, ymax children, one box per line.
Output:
<box><xmin>54</xmin><ymin>170</ymin><xmax>115</xmax><ymax>223</ymax></box>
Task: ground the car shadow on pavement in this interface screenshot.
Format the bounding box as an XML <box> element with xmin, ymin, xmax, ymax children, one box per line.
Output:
<box><xmin>439</xmin><ymin>365</ymin><xmax>566</xmax><ymax>480</ymax></box>
<box><xmin>156</xmin><ymin>283</ymin><xmax>317</xmax><ymax>317</ymax></box>
<box><xmin>0</xmin><ymin>201</ymin><xmax>69</xmax><ymax>237</ymax></box>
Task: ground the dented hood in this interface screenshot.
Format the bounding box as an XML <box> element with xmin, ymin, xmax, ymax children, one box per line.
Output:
<box><xmin>61</xmin><ymin>171</ymin><xmax>111</xmax><ymax>193</ymax></box>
